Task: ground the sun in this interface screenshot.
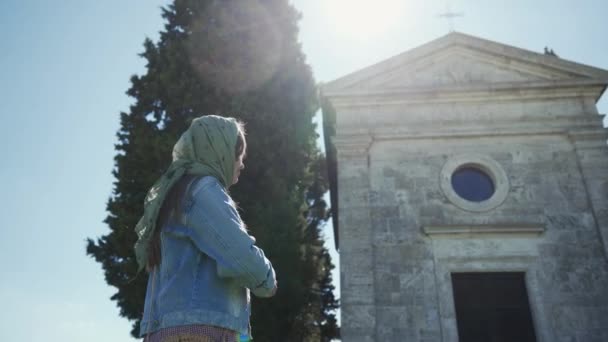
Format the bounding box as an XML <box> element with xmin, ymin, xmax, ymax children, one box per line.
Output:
<box><xmin>325</xmin><ymin>0</ymin><xmax>406</xmax><ymax>39</ymax></box>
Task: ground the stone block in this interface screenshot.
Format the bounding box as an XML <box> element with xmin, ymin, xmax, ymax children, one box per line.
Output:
<box><xmin>341</xmin><ymin>304</ymin><xmax>376</xmax><ymax>330</ymax></box>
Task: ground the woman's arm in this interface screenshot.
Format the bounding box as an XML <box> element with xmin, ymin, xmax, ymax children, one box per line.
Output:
<box><xmin>185</xmin><ymin>177</ymin><xmax>277</xmax><ymax>298</ymax></box>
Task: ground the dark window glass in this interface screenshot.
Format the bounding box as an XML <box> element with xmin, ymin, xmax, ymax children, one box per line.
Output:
<box><xmin>452</xmin><ymin>272</ymin><xmax>537</xmax><ymax>342</ymax></box>
<box><xmin>451</xmin><ymin>167</ymin><xmax>495</xmax><ymax>202</ymax></box>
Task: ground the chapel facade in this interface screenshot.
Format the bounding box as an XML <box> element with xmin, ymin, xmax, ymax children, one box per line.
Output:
<box><xmin>322</xmin><ymin>32</ymin><xmax>608</xmax><ymax>341</ymax></box>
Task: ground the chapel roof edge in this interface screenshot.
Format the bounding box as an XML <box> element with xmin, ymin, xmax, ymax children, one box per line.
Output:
<box><xmin>321</xmin><ymin>32</ymin><xmax>608</xmax><ymax>96</ymax></box>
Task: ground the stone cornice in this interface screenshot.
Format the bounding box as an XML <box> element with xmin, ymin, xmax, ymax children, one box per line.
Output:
<box><xmin>569</xmin><ymin>131</ymin><xmax>608</xmax><ymax>148</ymax></box>
<box><xmin>333</xmin><ymin>135</ymin><xmax>373</xmax><ymax>158</ymax></box>
<box><xmin>325</xmin><ymin>80</ymin><xmax>606</xmax><ymax>108</ymax></box>
<box><xmin>423</xmin><ymin>224</ymin><xmax>546</xmax><ymax>238</ymax></box>
<box><xmin>334</xmin><ymin>115</ymin><xmax>608</xmax><ymax>141</ymax></box>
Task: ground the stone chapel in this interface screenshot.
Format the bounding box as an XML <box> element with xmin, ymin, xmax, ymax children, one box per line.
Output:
<box><xmin>321</xmin><ymin>32</ymin><xmax>608</xmax><ymax>341</ymax></box>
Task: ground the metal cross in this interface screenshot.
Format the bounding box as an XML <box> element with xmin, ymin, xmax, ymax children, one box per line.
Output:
<box><xmin>438</xmin><ymin>3</ymin><xmax>464</xmax><ymax>32</ymax></box>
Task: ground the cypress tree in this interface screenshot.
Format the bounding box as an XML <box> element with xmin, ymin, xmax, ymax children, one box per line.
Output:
<box><xmin>86</xmin><ymin>1</ymin><xmax>339</xmax><ymax>340</ymax></box>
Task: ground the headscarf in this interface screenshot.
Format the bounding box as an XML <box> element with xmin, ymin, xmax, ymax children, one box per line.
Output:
<box><xmin>134</xmin><ymin>115</ymin><xmax>240</xmax><ymax>271</ymax></box>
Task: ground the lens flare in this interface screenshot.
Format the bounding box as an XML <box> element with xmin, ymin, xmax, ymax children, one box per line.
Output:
<box><xmin>186</xmin><ymin>1</ymin><xmax>283</xmax><ymax>94</ymax></box>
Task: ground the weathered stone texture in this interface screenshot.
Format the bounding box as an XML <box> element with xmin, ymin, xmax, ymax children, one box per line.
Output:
<box><xmin>324</xmin><ymin>33</ymin><xmax>608</xmax><ymax>341</ymax></box>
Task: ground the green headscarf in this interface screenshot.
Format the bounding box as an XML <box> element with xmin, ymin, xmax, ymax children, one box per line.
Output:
<box><xmin>134</xmin><ymin>115</ymin><xmax>240</xmax><ymax>271</ymax></box>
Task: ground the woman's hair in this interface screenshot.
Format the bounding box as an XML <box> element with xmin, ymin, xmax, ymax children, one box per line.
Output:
<box><xmin>146</xmin><ymin>120</ymin><xmax>246</xmax><ymax>271</ymax></box>
<box><xmin>234</xmin><ymin>121</ymin><xmax>247</xmax><ymax>160</ymax></box>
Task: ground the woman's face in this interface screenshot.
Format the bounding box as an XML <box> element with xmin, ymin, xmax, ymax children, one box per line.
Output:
<box><xmin>232</xmin><ymin>153</ymin><xmax>245</xmax><ymax>185</ymax></box>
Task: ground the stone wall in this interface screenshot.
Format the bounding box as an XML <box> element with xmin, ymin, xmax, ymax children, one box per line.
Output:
<box><xmin>336</xmin><ymin>95</ymin><xmax>608</xmax><ymax>341</ymax></box>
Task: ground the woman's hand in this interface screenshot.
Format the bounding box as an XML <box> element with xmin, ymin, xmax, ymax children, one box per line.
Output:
<box><xmin>270</xmin><ymin>281</ymin><xmax>278</xmax><ymax>297</ymax></box>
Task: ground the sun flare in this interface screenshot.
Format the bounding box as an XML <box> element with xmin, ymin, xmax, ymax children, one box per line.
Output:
<box><xmin>326</xmin><ymin>0</ymin><xmax>406</xmax><ymax>39</ymax></box>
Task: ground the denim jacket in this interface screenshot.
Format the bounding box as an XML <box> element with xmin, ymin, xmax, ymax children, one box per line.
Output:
<box><xmin>139</xmin><ymin>176</ymin><xmax>277</xmax><ymax>338</ymax></box>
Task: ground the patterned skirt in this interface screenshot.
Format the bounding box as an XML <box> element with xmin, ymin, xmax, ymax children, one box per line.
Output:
<box><xmin>143</xmin><ymin>324</ymin><xmax>239</xmax><ymax>342</ymax></box>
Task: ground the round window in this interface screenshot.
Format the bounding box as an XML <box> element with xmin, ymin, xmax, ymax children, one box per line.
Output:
<box><xmin>440</xmin><ymin>154</ymin><xmax>509</xmax><ymax>212</ymax></box>
<box><xmin>451</xmin><ymin>167</ymin><xmax>495</xmax><ymax>202</ymax></box>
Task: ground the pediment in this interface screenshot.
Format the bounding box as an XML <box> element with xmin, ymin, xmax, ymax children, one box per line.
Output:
<box><xmin>356</xmin><ymin>47</ymin><xmax>572</xmax><ymax>89</ymax></box>
<box><xmin>323</xmin><ymin>32</ymin><xmax>608</xmax><ymax>95</ymax></box>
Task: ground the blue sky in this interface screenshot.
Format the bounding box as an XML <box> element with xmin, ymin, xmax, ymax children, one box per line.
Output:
<box><xmin>1</xmin><ymin>0</ymin><xmax>606</xmax><ymax>341</ymax></box>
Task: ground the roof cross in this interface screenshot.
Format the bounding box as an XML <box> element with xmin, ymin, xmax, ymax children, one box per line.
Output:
<box><xmin>438</xmin><ymin>2</ymin><xmax>464</xmax><ymax>32</ymax></box>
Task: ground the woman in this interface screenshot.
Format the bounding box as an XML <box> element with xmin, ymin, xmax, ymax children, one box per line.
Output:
<box><xmin>134</xmin><ymin>115</ymin><xmax>277</xmax><ymax>342</ymax></box>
